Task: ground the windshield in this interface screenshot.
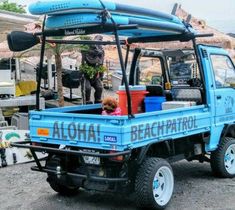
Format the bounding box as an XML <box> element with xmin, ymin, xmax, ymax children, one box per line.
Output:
<box><xmin>168</xmin><ymin>51</ymin><xmax>200</xmax><ymax>86</ymax></box>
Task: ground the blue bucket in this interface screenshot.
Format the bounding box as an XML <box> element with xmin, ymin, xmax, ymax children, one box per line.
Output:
<box><xmin>144</xmin><ymin>96</ymin><xmax>166</xmax><ymax>112</ymax></box>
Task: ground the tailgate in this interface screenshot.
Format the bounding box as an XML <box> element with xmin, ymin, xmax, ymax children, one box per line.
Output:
<box><xmin>30</xmin><ymin>107</ymin><xmax>129</xmax><ymax>151</ymax></box>
<box><xmin>30</xmin><ymin>105</ymin><xmax>211</xmax><ymax>151</ymax></box>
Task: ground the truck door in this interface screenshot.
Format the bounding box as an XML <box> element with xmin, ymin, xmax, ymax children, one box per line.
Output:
<box><xmin>204</xmin><ymin>47</ymin><xmax>235</xmax><ymax>123</ymax></box>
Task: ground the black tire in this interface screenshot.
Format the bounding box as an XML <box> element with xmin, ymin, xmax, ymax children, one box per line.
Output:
<box><xmin>211</xmin><ymin>137</ymin><xmax>235</xmax><ymax>178</ymax></box>
<box><xmin>46</xmin><ymin>155</ymin><xmax>79</xmax><ymax>196</ymax></box>
<box><xmin>135</xmin><ymin>158</ymin><xmax>174</xmax><ymax>210</ymax></box>
<box><xmin>47</xmin><ymin>177</ymin><xmax>79</xmax><ymax>196</ymax></box>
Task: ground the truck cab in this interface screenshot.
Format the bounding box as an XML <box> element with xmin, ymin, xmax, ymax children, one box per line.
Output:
<box><xmin>199</xmin><ymin>45</ymin><xmax>235</xmax><ymax>149</ymax></box>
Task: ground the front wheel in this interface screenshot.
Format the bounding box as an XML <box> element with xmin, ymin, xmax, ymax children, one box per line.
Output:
<box><xmin>135</xmin><ymin>158</ymin><xmax>174</xmax><ymax>210</ymax></box>
<box><xmin>211</xmin><ymin>137</ymin><xmax>235</xmax><ymax>178</ymax></box>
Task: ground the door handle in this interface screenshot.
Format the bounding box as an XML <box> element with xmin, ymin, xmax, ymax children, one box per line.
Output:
<box><xmin>217</xmin><ymin>95</ymin><xmax>222</xmax><ymax>99</ymax></box>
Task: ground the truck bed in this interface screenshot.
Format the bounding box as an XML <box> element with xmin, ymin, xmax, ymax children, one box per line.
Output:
<box><xmin>30</xmin><ymin>103</ymin><xmax>211</xmax><ymax>151</ymax></box>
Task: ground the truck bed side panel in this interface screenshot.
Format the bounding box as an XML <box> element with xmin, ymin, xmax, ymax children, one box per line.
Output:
<box><xmin>30</xmin><ymin>105</ymin><xmax>211</xmax><ymax>151</ymax></box>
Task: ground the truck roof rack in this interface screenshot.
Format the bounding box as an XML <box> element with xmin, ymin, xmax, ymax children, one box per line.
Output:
<box><xmin>127</xmin><ymin>33</ymin><xmax>214</xmax><ymax>44</ymax></box>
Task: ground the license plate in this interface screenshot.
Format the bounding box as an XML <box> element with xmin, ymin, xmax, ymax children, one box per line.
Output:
<box><xmin>82</xmin><ymin>149</ymin><xmax>100</xmax><ymax>165</ymax></box>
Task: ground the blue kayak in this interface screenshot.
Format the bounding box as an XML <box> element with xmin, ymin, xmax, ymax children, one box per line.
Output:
<box><xmin>45</xmin><ymin>13</ymin><xmax>187</xmax><ymax>37</ymax></box>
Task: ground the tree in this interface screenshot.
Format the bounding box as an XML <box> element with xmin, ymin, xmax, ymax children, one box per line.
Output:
<box><xmin>47</xmin><ymin>36</ymin><xmax>91</xmax><ymax>107</ymax></box>
<box><xmin>0</xmin><ymin>0</ymin><xmax>26</xmax><ymax>14</ymax></box>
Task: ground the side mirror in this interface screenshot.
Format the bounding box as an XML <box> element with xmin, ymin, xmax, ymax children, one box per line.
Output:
<box><xmin>7</xmin><ymin>31</ymin><xmax>40</xmax><ymax>52</ymax></box>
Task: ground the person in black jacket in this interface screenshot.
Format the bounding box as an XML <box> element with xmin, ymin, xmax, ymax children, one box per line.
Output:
<box><xmin>80</xmin><ymin>35</ymin><xmax>105</xmax><ymax>104</ymax></box>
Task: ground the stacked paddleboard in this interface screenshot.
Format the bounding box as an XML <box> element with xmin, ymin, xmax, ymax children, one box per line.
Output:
<box><xmin>29</xmin><ymin>0</ymin><xmax>190</xmax><ymax>37</ymax></box>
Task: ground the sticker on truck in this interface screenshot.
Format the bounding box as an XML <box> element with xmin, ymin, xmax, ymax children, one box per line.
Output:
<box><xmin>104</xmin><ymin>135</ymin><xmax>117</xmax><ymax>143</ymax></box>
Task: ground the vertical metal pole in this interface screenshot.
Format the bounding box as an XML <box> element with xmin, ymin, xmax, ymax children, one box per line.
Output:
<box><xmin>98</xmin><ymin>0</ymin><xmax>133</xmax><ymax>117</ymax></box>
<box><xmin>124</xmin><ymin>44</ymin><xmax>130</xmax><ymax>70</ymax></box>
<box><xmin>47</xmin><ymin>56</ymin><xmax>53</xmax><ymax>89</ymax></box>
<box><xmin>114</xmin><ymin>30</ymin><xmax>133</xmax><ymax>117</ymax></box>
<box><xmin>36</xmin><ymin>16</ymin><xmax>46</xmax><ymax>110</ymax></box>
<box><xmin>70</xmin><ymin>88</ymin><xmax>72</xmax><ymax>100</ymax></box>
<box><xmin>192</xmin><ymin>38</ymin><xmax>206</xmax><ymax>104</ymax></box>
<box><xmin>15</xmin><ymin>58</ymin><xmax>21</xmax><ymax>81</ymax></box>
<box><xmin>122</xmin><ymin>44</ymin><xmax>130</xmax><ymax>85</ymax></box>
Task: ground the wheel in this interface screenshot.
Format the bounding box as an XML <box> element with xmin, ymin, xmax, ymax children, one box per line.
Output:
<box><xmin>46</xmin><ymin>155</ymin><xmax>80</xmax><ymax>196</ymax></box>
<box><xmin>47</xmin><ymin>176</ymin><xmax>79</xmax><ymax>196</ymax></box>
<box><xmin>211</xmin><ymin>137</ymin><xmax>235</xmax><ymax>178</ymax></box>
<box><xmin>135</xmin><ymin>158</ymin><xmax>174</xmax><ymax>210</ymax></box>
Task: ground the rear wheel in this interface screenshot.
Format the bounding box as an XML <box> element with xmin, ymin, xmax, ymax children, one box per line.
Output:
<box><xmin>47</xmin><ymin>177</ymin><xmax>79</xmax><ymax>196</ymax></box>
<box><xmin>46</xmin><ymin>155</ymin><xmax>80</xmax><ymax>196</ymax></box>
<box><xmin>135</xmin><ymin>158</ymin><xmax>174</xmax><ymax>210</ymax></box>
<box><xmin>211</xmin><ymin>137</ymin><xmax>235</xmax><ymax>178</ymax></box>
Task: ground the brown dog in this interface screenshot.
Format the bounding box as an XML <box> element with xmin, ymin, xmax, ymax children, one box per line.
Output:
<box><xmin>102</xmin><ymin>97</ymin><xmax>121</xmax><ymax>116</ymax></box>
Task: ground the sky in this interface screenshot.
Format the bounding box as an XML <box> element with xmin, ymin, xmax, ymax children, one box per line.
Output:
<box><xmin>9</xmin><ymin>0</ymin><xmax>235</xmax><ymax>33</ymax></box>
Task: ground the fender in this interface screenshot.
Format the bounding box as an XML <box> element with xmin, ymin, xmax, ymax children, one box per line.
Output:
<box><xmin>137</xmin><ymin>140</ymin><xmax>171</xmax><ymax>164</ymax></box>
<box><xmin>221</xmin><ymin>123</ymin><xmax>235</xmax><ymax>140</ymax></box>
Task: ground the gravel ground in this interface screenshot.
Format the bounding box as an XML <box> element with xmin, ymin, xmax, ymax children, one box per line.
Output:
<box><xmin>1</xmin><ymin>160</ymin><xmax>235</xmax><ymax>210</ymax></box>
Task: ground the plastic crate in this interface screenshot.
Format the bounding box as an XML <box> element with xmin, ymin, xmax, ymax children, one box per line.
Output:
<box><xmin>144</xmin><ymin>96</ymin><xmax>166</xmax><ymax>112</ymax></box>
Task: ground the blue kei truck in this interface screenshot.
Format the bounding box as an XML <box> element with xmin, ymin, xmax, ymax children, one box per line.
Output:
<box><xmin>8</xmin><ymin>2</ymin><xmax>235</xmax><ymax>209</ymax></box>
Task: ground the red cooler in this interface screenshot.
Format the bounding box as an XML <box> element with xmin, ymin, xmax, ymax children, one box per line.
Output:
<box><xmin>117</xmin><ymin>85</ymin><xmax>148</xmax><ymax>115</ymax></box>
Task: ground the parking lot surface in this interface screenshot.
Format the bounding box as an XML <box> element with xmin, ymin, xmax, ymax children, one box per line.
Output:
<box><xmin>1</xmin><ymin>160</ymin><xmax>235</xmax><ymax>210</ymax></box>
